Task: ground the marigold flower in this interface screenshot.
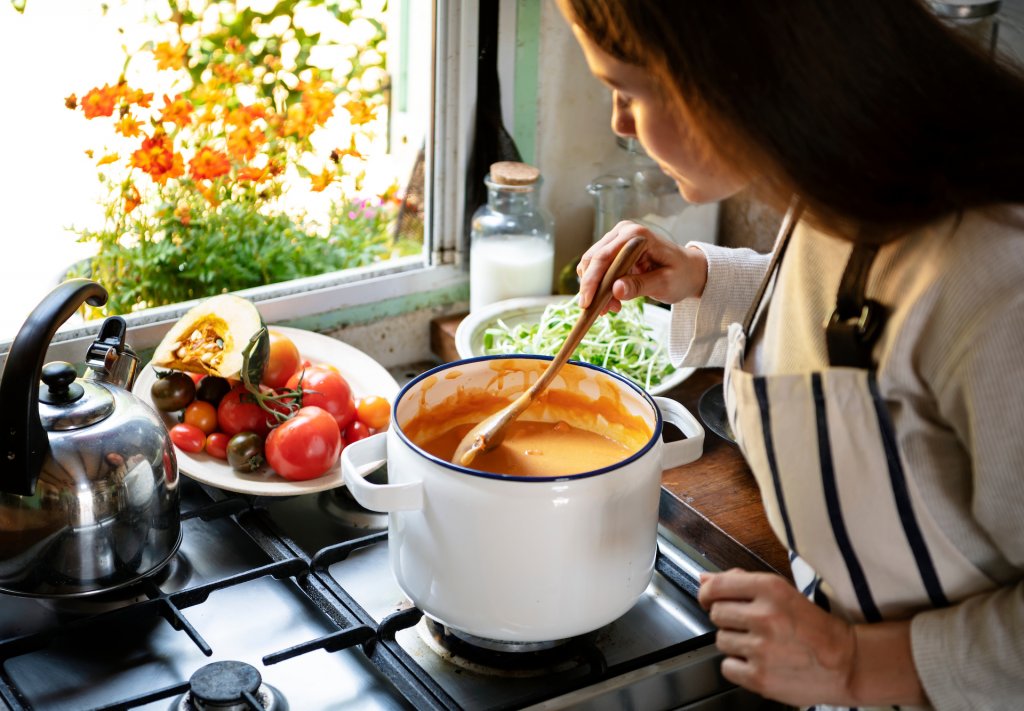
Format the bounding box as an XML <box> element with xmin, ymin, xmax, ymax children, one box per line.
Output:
<box><xmin>309</xmin><ymin>168</ymin><xmax>334</xmax><ymax>192</ymax></box>
<box><xmin>81</xmin><ymin>84</ymin><xmax>120</xmax><ymax>119</ymax></box>
<box><xmin>159</xmin><ymin>94</ymin><xmax>194</xmax><ymax>128</ymax></box>
<box><xmin>343</xmin><ymin>99</ymin><xmax>377</xmax><ymax>127</ymax></box>
<box><xmin>227</xmin><ymin>126</ymin><xmax>265</xmax><ymax>162</ymax></box>
<box><xmin>196</xmin><ymin>181</ymin><xmax>220</xmax><ymax>207</ymax></box>
<box><xmin>65</xmin><ymin>93</ymin><xmax>77</xmax><ymax>110</ymax></box>
<box><xmin>153</xmin><ymin>41</ymin><xmax>188</xmax><ymax>71</ymax></box>
<box><xmin>122</xmin><ymin>183</ymin><xmax>141</xmax><ymax>214</ymax></box>
<box><xmin>130</xmin><ymin>133</ymin><xmax>184</xmax><ymax>184</ymax></box>
<box><xmin>236</xmin><ymin>165</ymin><xmax>268</xmax><ymax>183</ymax></box>
<box><xmin>225</xmin><ymin>104</ymin><xmax>266</xmax><ymax>128</ymax></box>
<box><xmin>189</xmin><ymin>146</ymin><xmax>232</xmax><ymax>181</ymax></box>
<box><xmin>115</xmin><ymin>115</ymin><xmax>142</xmax><ymax>138</ymax></box>
<box><xmin>282</xmin><ymin>103</ymin><xmax>313</xmax><ymax>139</ymax></box>
<box><xmin>122</xmin><ymin>87</ymin><xmax>154</xmax><ymax>108</ymax></box>
<box><xmin>225</xmin><ymin>37</ymin><xmax>244</xmax><ymax>54</ymax></box>
<box><xmin>332</xmin><ymin>136</ymin><xmax>362</xmax><ymax>161</ymax></box>
<box><xmin>174</xmin><ymin>203</ymin><xmax>191</xmax><ymax>225</ymax></box>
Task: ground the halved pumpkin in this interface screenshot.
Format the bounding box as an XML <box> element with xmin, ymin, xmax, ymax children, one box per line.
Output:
<box><xmin>151</xmin><ymin>294</ymin><xmax>269</xmax><ymax>383</ymax></box>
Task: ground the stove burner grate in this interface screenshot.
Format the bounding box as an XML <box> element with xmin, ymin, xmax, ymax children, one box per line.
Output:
<box><xmin>175</xmin><ymin>660</ymin><xmax>288</xmax><ymax>711</ymax></box>
<box><xmin>317</xmin><ymin>484</ymin><xmax>387</xmax><ymax>532</ymax></box>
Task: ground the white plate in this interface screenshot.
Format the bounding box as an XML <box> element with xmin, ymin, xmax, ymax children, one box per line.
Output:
<box><xmin>135</xmin><ymin>325</ymin><xmax>400</xmax><ymax>497</ymax></box>
<box><xmin>454</xmin><ymin>296</ymin><xmax>693</xmax><ymax>396</ymax></box>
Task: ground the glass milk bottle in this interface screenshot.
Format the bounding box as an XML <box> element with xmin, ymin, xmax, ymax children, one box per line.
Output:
<box><xmin>469</xmin><ymin>161</ymin><xmax>555</xmax><ymax>312</ymax></box>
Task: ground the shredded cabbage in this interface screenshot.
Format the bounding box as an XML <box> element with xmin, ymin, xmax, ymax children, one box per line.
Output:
<box><xmin>481</xmin><ymin>296</ymin><xmax>675</xmax><ymax>391</ymax></box>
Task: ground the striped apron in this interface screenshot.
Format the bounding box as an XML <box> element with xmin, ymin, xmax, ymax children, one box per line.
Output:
<box><xmin>721</xmin><ymin>205</ymin><xmax>993</xmax><ymax>711</ymax></box>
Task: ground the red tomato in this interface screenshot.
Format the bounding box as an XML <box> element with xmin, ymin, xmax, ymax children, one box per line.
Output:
<box><xmin>263</xmin><ymin>330</ymin><xmax>302</xmax><ymax>389</ymax></box>
<box><xmin>205</xmin><ymin>431</ymin><xmax>230</xmax><ymax>460</ymax></box>
<box><xmin>217</xmin><ymin>385</ymin><xmax>274</xmax><ymax>437</ymax></box>
<box><xmin>286</xmin><ymin>367</ymin><xmax>356</xmax><ymax>433</ymax></box>
<box><xmin>265</xmin><ymin>406</ymin><xmax>342</xmax><ymax>481</ymax></box>
<box><xmin>169</xmin><ymin>423</ymin><xmax>205</xmax><ymax>453</ymax></box>
<box><xmin>356</xmin><ymin>395</ymin><xmax>390</xmax><ymax>430</ymax></box>
<box><xmin>183</xmin><ymin>400</ymin><xmax>218</xmax><ymax>435</ymax></box>
<box><xmin>344</xmin><ymin>420</ymin><xmax>371</xmax><ymax>443</ymax></box>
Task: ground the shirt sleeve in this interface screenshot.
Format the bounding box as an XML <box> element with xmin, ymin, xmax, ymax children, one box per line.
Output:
<box><xmin>668</xmin><ymin>242</ymin><xmax>771</xmax><ymax>367</ymax></box>
<box><xmin>909</xmin><ymin>289</ymin><xmax>1024</xmax><ymax>710</ymax></box>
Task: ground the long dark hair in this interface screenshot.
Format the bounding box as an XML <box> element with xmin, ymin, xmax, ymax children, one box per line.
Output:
<box><xmin>563</xmin><ymin>0</ymin><xmax>1024</xmax><ymax>241</ymax></box>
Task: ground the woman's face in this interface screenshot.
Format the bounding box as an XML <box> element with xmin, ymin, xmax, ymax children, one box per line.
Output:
<box><xmin>570</xmin><ymin>24</ymin><xmax>750</xmax><ymax>204</ymax></box>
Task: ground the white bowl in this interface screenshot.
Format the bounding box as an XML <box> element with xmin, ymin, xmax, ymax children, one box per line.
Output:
<box><xmin>454</xmin><ymin>296</ymin><xmax>693</xmax><ymax>395</ymax></box>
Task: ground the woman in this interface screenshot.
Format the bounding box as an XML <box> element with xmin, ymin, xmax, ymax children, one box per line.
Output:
<box><xmin>557</xmin><ymin>1</ymin><xmax>1024</xmax><ymax>710</ymax></box>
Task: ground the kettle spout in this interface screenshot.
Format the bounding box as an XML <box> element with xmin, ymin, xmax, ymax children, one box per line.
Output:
<box><xmin>84</xmin><ymin>317</ymin><xmax>140</xmax><ymax>391</ymax></box>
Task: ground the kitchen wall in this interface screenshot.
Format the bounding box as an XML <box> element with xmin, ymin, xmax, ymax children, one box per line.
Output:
<box><xmin>527</xmin><ymin>0</ymin><xmax>1024</xmax><ymax>258</ymax></box>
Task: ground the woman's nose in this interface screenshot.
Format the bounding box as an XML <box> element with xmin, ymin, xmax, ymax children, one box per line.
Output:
<box><xmin>611</xmin><ymin>93</ymin><xmax>636</xmax><ymax>138</ymax></box>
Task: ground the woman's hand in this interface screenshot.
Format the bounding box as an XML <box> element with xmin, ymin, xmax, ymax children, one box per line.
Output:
<box><xmin>699</xmin><ymin>569</ymin><xmax>857</xmax><ymax>707</ymax></box>
<box><xmin>699</xmin><ymin>569</ymin><xmax>927</xmax><ymax>708</ymax></box>
<box><xmin>576</xmin><ymin>220</ymin><xmax>707</xmax><ymax>313</ymax></box>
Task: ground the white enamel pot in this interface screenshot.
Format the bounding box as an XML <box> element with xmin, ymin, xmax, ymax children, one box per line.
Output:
<box><xmin>341</xmin><ymin>355</ymin><xmax>704</xmax><ymax>643</ymax></box>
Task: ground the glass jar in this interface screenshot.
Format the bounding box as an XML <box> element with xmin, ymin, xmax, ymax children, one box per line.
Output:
<box><xmin>469</xmin><ymin>161</ymin><xmax>555</xmax><ymax>313</ymax></box>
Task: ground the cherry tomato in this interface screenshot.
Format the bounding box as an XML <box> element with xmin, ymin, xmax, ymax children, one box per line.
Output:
<box><xmin>263</xmin><ymin>330</ymin><xmax>302</xmax><ymax>389</ymax></box>
<box><xmin>169</xmin><ymin>423</ymin><xmax>205</xmax><ymax>453</ymax></box>
<box><xmin>183</xmin><ymin>400</ymin><xmax>218</xmax><ymax>434</ymax></box>
<box><xmin>227</xmin><ymin>431</ymin><xmax>264</xmax><ymax>472</ymax></box>
<box><xmin>205</xmin><ymin>431</ymin><xmax>230</xmax><ymax>460</ymax></box>
<box><xmin>286</xmin><ymin>367</ymin><xmax>356</xmax><ymax>433</ymax></box>
<box><xmin>356</xmin><ymin>396</ymin><xmax>390</xmax><ymax>430</ymax></box>
<box><xmin>217</xmin><ymin>385</ymin><xmax>274</xmax><ymax>438</ymax></box>
<box><xmin>265</xmin><ymin>406</ymin><xmax>342</xmax><ymax>481</ymax></box>
<box><xmin>151</xmin><ymin>371</ymin><xmax>196</xmax><ymax>412</ymax></box>
<box><xmin>344</xmin><ymin>420</ymin><xmax>371</xmax><ymax>443</ymax></box>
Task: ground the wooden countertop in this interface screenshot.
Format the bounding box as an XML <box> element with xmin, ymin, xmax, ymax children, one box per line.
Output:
<box><xmin>430</xmin><ymin>314</ymin><xmax>791</xmax><ymax>578</ymax></box>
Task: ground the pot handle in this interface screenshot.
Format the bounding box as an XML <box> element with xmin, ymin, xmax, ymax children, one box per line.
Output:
<box><xmin>654</xmin><ymin>396</ymin><xmax>705</xmax><ymax>469</ymax></box>
<box><xmin>341</xmin><ymin>432</ymin><xmax>423</xmax><ymax>512</ymax></box>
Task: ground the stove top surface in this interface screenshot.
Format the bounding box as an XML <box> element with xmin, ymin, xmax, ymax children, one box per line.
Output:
<box><xmin>0</xmin><ymin>471</ymin><xmax>767</xmax><ymax>711</ymax></box>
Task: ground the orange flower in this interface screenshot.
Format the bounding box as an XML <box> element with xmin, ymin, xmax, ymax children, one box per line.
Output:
<box><xmin>189</xmin><ymin>146</ymin><xmax>231</xmax><ymax>181</ymax></box>
<box><xmin>236</xmin><ymin>165</ymin><xmax>268</xmax><ymax>183</ymax></box>
<box><xmin>282</xmin><ymin>103</ymin><xmax>313</xmax><ymax>139</ymax></box>
<box><xmin>225</xmin><ymin>104</ymin><xmax>265</xmax><ymax>128</ymax></box>
<box><xmin>301</xmin><ymin>83</ymin><xmax>336</xmax><ymax>126</ymax></box>
<box><xmin>225</xmin><ymin>37</ymin><xmax>244</xmax><ymax>54</ymax></box>
<box><xmin>174</xmin><ymin>203</ymin><xmax>191</xmax><ymax>225</ymax></box>
<box><xmin>226</xmin><ymin>126</ymin><xmax>265</xmax><ymax>162</ymax></box>
<box><xmin>81</xmin><ymin>84</ymin><xmax>120</xmax><ymax>119</ymax></box>
<box><xmin>115</xmin><ymin>115</ymin><xmax>142</xmax><ymax>138</ymax></box>
<box><xmin>130</xmin><ymin>134</ymin><xmax>184</xmax><ymax>184</ymax></box>
<box><xmin>122</xmin><ymin>87</ymin><xmax>153</xmax><ymax>108</ymax></box>
<box><xmin>96</xmin><ymin>153</ymin><xmax>120</xmax><ymax>166</ymax></box>
<box><xmin>196</xmin><ymin>181</ymin><xmax>221</xmax><ymax>207</ymax></box>
<box><xmin>64</xmin><ymin>93</ymin><xmax>78</xmax><ymax>110</ymax></box>
<box><xmin>331</xmin><ymin>136</ymin><xmax>362</xmax><ymax>161</ymax></box>
<box><xmin>343</xmin><ymin>99</ymin><xmax>377</xmax><ymax>126</ymax></box>
<box><xmin>153</xmin><ymin>41</ymin><xmax>188</xmax><ymax>71</ymax></box>
<box><xmin>159</xmin><ymin>94</ymin><xmax>194</xmax><ymax>128</ymax></box>
<box><xmin>309</xmin><ymin>168</ymin><xmax>334</xmax><ymax>192</ymax></box>
<box><xmin>123</xmin><ymin>183</ymin><xmax>141</xmax><ymax>214</ymax></box>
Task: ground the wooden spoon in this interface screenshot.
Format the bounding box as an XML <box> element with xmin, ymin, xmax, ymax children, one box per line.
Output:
<box><xmin>453</xmin><ymin>236</ymin><xmax>646</xmax><ymax>468</ymax></box>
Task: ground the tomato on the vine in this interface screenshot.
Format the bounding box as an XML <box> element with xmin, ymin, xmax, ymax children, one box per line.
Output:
<box><xmin>265</xmin><ymin>406</ymin><xmax>342</xmax><ymax>481</ymax></box>
<box><xmin>263</xmin><ymin>330</ymin><xmax>302</xmax><ymax>389</ymax></box>
<box><xmin>217</xmin><ymin>385</ymin><xmax>275</xmax><ymax>437</ymax></box>
<box><xmin>183</xmin><ymin>400</ymin><xmax>218</xmax><ymax>434</ymax></box>
<box><xmin>286</xmin><ymin>367</ymin><xmax>356</xmax><ymax>433</ymax></box>
<box><xmin>205</xmin><ymin>432</ymin><xmax>230</xmax><ymax>460</ymax></box>
<box><xmin>356</xmin><ymin>396</ymin><xmax>390</xmax><ymax>430</ymax></box>
<box><xmin>169</xmin><ymin>423</ymin><xmax>205</xmax><ymax>453</ymax></box>
<box><xmin>344</xmin><ymin>420</ymin><xmax>371</xmax><ymax>444</ymax></box>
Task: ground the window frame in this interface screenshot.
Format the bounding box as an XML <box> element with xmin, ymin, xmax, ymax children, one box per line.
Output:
<box><xmin>0</xmin><ymin>0</ymin><xmax>478</xmax><ymax>371</ymax></box>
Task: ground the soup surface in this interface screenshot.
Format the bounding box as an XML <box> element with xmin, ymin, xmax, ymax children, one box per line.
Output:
<box><xmin>418</xmin><ymin>420</ymin><xmax>633</xmax><ymax>477</ymax></box>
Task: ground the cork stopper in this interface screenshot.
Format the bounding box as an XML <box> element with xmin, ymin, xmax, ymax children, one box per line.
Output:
<box><xmin>489</xmin><ymin>161</ymin><xmax>540</xmax><ymax>186</ymax></box>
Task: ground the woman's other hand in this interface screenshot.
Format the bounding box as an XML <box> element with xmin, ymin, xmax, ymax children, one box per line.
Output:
<box><xmin>698</xmin><ymin>569</ymin><xmax>926</xmax><ymax>708</ymax></box>
<box><xmin>577</xmin><ymin>220</ymin><xmax>707</xmax><ymax>313</ymax></box>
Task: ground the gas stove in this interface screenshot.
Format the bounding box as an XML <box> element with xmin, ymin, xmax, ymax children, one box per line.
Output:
<box><xmin>0</xmin><ymin>462</ymin><xmax>773</xmax><ymax>710</ymax></box>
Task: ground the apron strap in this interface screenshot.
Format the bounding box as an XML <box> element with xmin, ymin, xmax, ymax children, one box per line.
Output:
<box><xmin>741</xmin><ymin>196</ymin><xmax>805</xmax><ymax>336</ymax></box>
<box><xmin>825</xmin><ymin>243</ymin><xmax>889</xmax><ymax>368</ymax></box>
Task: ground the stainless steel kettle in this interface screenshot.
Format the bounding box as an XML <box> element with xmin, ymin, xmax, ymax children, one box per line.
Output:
<box><xmin>0</xmin><ymin>279</ymin><xmax>181</xmax><ymax>597</ymax></box>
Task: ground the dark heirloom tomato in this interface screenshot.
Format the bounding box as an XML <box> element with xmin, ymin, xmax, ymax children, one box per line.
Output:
<box><xmin>227</xmin><ymin>432</ymin><xmax>264</xmax><ymax>472</ymax></box>
<box><xmin>196</xmin><ymin>376</ymin><xmax>231</xmax><ymax>406</ymax></box>
<box><xmin>151</xmin><ymin>371</ymin><xmax>196</xmax><ymax>412</ymax></box>
<box><xmin>286</xmin><ymin>367</ymin><xmax>356</xmax><ymax>433</ymax></box>
<box><xmin>265</xmin><ymin>406</ymin><xmax>342</xmax><ymax>481</ymax></box>
<box><xmin>217</xmin><ymin>385</ymin><xmax>274</xmax><ymax>437</ymax></box>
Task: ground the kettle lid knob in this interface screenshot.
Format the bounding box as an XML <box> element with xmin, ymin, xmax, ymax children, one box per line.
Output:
<box><xmin>39</xmin><ymin>362</ymin><xmax>84</xmax><ymax>405</ymax></box>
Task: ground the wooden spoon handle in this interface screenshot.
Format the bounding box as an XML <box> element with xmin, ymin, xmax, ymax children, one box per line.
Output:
<box><xmin>525</xmin><ymin>236</ymin><xmax>646</xmax><ymax>398</ymax></box>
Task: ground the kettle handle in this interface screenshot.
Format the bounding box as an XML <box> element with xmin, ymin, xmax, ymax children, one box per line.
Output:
<box><xmin>0</xmin><ymin>279</ymin><xmax>108</xmax><ymax>496</ymax></box>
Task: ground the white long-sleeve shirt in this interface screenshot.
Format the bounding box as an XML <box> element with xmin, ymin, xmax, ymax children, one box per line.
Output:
<box><xmin>668</xmin><ymin>205</ymin><xmax>1024</xmax><ymax>710</ymax></box>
